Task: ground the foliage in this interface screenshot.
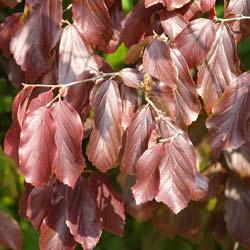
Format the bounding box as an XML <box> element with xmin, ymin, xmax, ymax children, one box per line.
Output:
<box><xmin>1</xmin><ymin>0</ymin><xmax>250</xmax><ymax>249</ymax></box>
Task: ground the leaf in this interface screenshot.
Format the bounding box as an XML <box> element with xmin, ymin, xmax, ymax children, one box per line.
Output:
<box><xmin>121</xmin><ymin>105</ymin><xmax>155</xmax><ymax>175</ymax></box>
<box><xmin>19</xmin><ymin>182</ymin><xmax>53</xmax><ymax>230</ymax></box>
<box><xmin>200</xmin><ymin>0</ymin><xmax>215</xmax><ymax>12</ymax></box>
<box><xmin>66</xmin><ymin>176</ymin><xmax>102</xmax><ymax>250</ymax></box>
<box><xmin>87</xmin><ymin>79</ymin><xmax>122</xmax><ymax>172</ymax></box>
<box><xmin>119</xmin><ymin>83</ymin><xmax>138</xmax><ymax>131</ymax></box>
<box><xmin>39</xmin><ymin>183</ymin><xmax>76</xmax><ymax>250</ymax></box>
<box><xmin>145</xmin><ymin>0</ymin><xmax>192</xmax><ymax>10</ymax></box>
<box><xmin>143</xmin><ymin>38</ymin><xmax>178</xmax><ymax>88</ymax></box>
<box><xmin>7</xmin><ymin>58</ymin><xmax>25</xmax><ymax>87</ymax></box>
<box><xmin>132</xmin><ymin>117</ymin><xmax>198</xmax><ymax>214</ymax></box>
<box><xmin>19</xmin><ymin>106</ymin><xmax>56</xmax><ymax>187</ymax></box>
<box><xmin>0</xmin><ymin>210</ymin><xmax>22</xmax><ymax>250</ymax></box>
<box><xmin>225</xmin><ymin>175</ymin><xmax>250</xmax><ymax>248</ymax></box>
<box><xmin>174</xmin><ymin>18</ymin><xmax>216</xmax><ymax>67</ymax></box>
<box><xmin>91</xmin><ymin>172</ymin><xmax>125</xmax><ymax>236</ymax></box>
<box><xmin>159</xmin><ymin>10</ymin><xmax>188</xmax><ymax>41</ymax></box>
<box><xmin>0</xmin><ymin>13</ymin><xmax>21</xmax><ymax>57</ymax></box>
<box><xmin>10</xmin><ymin>0</ymin><xmax>62</xmax><ymax>81</ymax></box>
<box><xmin>118</xmin><ymin>68</ymin><xmax>144</xmax><ymax>89</ymax></box>
<box><xmin>58</xmin><ymin>24</ymin><xmax>98</xmax><ymax>85</ymax></box>
<box><xmin>121</xmin><ymin>1</ymin><xmax>156</xmax><ymax>47</ymax></box>
<box><xmin>72</xmin><ymin>0</ymin><xmax>118</xmax><ymax>53</ymax></box>
<box><xmin>52</xmin><ymin>101</ymin><xmax>85</xmax><ymax>188</ymax></box>
<box><xmin>206</xmin><ymin>71</ymin><xmax>250</xmax><ymax>159</ymax></box>
<box><xmin>0</xmin><ymin>0</ymin><xmax>21</xmax><ymax>8</ymax></box>
<box><xmin>197</xmin><ymin>23</ymin><xmax>241</xmax><ymax>113</ymax></box>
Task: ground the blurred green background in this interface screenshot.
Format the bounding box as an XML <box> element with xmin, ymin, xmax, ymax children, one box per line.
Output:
<box><xmin>0</xmin><ymin>0</ymin><xmax>250</xmax><ymax>249</ymax></box>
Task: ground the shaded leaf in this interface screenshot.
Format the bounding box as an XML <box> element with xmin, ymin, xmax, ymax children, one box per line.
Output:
<box><xmin>118</xmin><ymin>68</ymin><xmax>144</xmax><ymax>89</ymax></box>
<box><xmin>91</xmin><ymin>172</ymin><xmax>125</xmax><ymax>236</ymax></box>
<box><xmin>7</xmin><ymin>58</ymin><xmax>25</xmax><ymax>87</ymax></box>
<box><xmin>143</xmin><ymin>38</ymin><xmax>178</xmax><ymax>88</ymax></box>
<box><xmin>0</xmin><ymin>210</ymin><xmax>22</xmax><ymax>250</ymax></box>
<box><xmin>66</xmin><ymin>176</ymin><xmax>101</xmax><ymax>250</ymax></box>
<box><xmin>145</xmin><ymin>0</ymin><xmax>192</xmax><ymax>10</ymax></box>
<box><xmin>19</xmin><ymin>106</ymin><xmax>56</xmax><ymax>187</ymax></box>
<box><xmin>121</xmin><ymin>105</ymin><xmax>155</xmax><ymax>175</ymax></box>
<box><xmin>206</xmin><ymin>71</ymin><xmax>250</xmax><ymax>159</ymax></box>
<box><xmin>0</xmin><ymin>0</ymin><xmax>21</xmax><ymax>8</ymax></box>
<box><xmin>87</xmin><ymin>79</ymin><xmax>122</xmax><ymax>172</ymax></box>
<box><xmin>58</xmin><ymin>24</ymin><xmax>98</xmax><ymax>85</ymax></box>
<box><xmin>132</xmin><ymin>117</ymin><xmax>198</xmax><ymax>214</ymax></box>
<box><xmin>200</xmin><ymin>0</ymin><xmax>215</xmax><ymax>12</ymax></box>
<box><xmin>39</xmin><ymin>183</ymin><xmax>76</xmax><ymax>250</ymax></box>
<box><xmin>52</xmin><ymin>101</ymin><xmax>85</xmax><ymax>188</ymax></box>
<box><xmin>0</xmin><ymin>13</ymin><xmax>21</xmax><ymax>57</ymax></box>
<box><xmin>174</xmin><ymin>18</ymin><xmax>216</xmax><ymax>67</ymax></box>
<box><xmin>10</xmin><ymin>0</ymin><xmax>62</xmax><ymax>81</ymax></box>
<box><xmin>225</xmin><ymin>175</ymin><xmax>250</xmax><ymax>248</ymax></box>
<box><xmin>197</xmin><ymin>23</ymin><xmax>240</xmax><ymax>113</ymax></box>
<box><xmin>160</xmin><ymin>10</ymin><xmax>188</xmax><ymax>41</ymax></box>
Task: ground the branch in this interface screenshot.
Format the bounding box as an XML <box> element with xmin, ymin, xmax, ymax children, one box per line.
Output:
<box><xmin>214</xmin><ymin>15</ymin><xmax>250</xmax><ymax>22</ymax></box>
<box><xmin>22</xmin><ymin>72</ymin><xmax>116</xmax><ymax>89</ymax></box>
<box><xmin>63</xmin><ymin>3</ymin><xmax>72</xmax><ymax>13</ymax></box>
<box><xmin>145</xmin><ymin>93</ymin><xmax>165</xmax><ymax>118</ymax></box>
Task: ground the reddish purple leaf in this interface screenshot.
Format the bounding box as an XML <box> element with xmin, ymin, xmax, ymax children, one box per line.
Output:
<box><xmin>200</xmin><ymin>0</ymin><xmax>215</xmax><ymax>12</ymax></box>
<box><xmin>0</xmin><ymin>210</ymin><xmax>22</xmax><ymax>250</ymax></box>
<box><xmin>19</xmin><ymin>106</ymin><xmax>56</xmax><ymax>187</ymax></box>
<box><xmin>143</xmin><ymin>38</ymin><xmax>178</xmax><ymax>88</ymax></box>
<box><xmin>121</xmin><ymin>105</ymin><xmax>155</xmax><ymax>175</ymax></box>
<box><xmin>66</xmin><ymin>176</ymin><xmax>102</xmax><ymax>250</ymax></box>
<box><xmin>72</xmin><ymin>0</ymin><xmax>118</xmax><ymax>53</ymax></box>
<box><xmin>179</xmin><ymin>0</ymin><xmax>203</xmax><ymax>20</ymax></box>
<box><xmin>52</xmin><ymin>101</ymin><xmax>85</xmax><ymax>188</ymax></box>
<box><xmin>132</xmin><ymin>117</ymin><xmax>197</xmax><ymax>214</ymax></box>
<box><xmin>0</xmin><ymin>13</ymin><xmax>21</xmax><ymax>57</ymax></box>
<box><xmin>145</xmin><ymin>0</ymin><xmax>192</xmax><ymax>10</ymax></box>
<box><xmin>91</xmin><ymin>172</ymin><xmax>125</xmax><ymax>236</ymax></box>
<box><xmin>197</xmin><ymin>23</ymin><xmax>241</xmax><ymax>113</ymax></box>
<box><xmin>160</xmin><ymin>10</ymin><xmax>188</xmax><ymax>41</ymax></box>
<box><xmin>174</xmin><ymin>18</ymin><xmax>216</xmax><ymax>67</ymax></box>
<box><xmin>10</xmin><ymin>0</ymin><xmax>62</xmax><ymax>81</ymax></box>
<box><xmin>39</xmin><ymin>184</ymin><xmax>75</xmax><ymax>250</ymax></box>
<box><xmin>190</xmin><ymin>172</ymin><xmax>209</xmax><ymax>201</ymax></box>
<box><xmin>121</xmin><ymin>1</ymin><xmax>156</xmax><ymax>47</ymax></box>
<box><xmin>119</xmin><ymin>83</ymin><xmax>138</xmax><ymax>131</ymax></box>
<box><xmin>59</xmin><ymin>25</ymin><xmax>98</xmax><ymax>85</ymax></box>
<box><xmin>7</xmin><ymin>58</ymin><xmax>25</xmax><ymax>87</ymax></box>
<box><xmin>19</xmin><ymin>182</ymin><xmax>53</xmax><ymax>230</ymax></box>
<box><xmin>206</xmin><ymin>71</ymin><xmax>250</xmax><ymax>159</ymax></box>
<box><xmin>225</xmin><ymin>175</ymin><xmax>250</xmax><ymax>248</ymax></box>
<box><xmin>0</xmin><ymin>0</ymin><xmax>21</xmax><ymax>7</ymax></box>
<box><xmin>87</xmin><ymin>79</ymin><xmax>122</xmax><ymax>172</ymax></box>
<box><xmin>118</xmin><ymin>68</ymin><xmax>144</xmax><ymax>89</ymax></box>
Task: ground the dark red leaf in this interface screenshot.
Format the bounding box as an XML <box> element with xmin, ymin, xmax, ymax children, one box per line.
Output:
<box><xmin>58</xmin><ymin>25</ymin><xmax>98</xmax><ymax>85</ymax></box>
<box><xmin>179</xmin><ymin>0</ymin><xmax>203</xmax><ymax>20</ymax></box>
<box><xmin>10</xmin><ymin>0</ymin><xmax>62</xmax><ymax>81</ymax></box>
<box><xmin>225</xmin><ymin>175</ymin><xmax>250</xmax><ymax>248</ymax></box>
<box><xmin>87</xmin><ymin>79</ymin><xmax>122</xmax><ymax>172</ymax></box>
<box><xmin>174</xmin><ymin>18</ymin><xmax>216</xmax><ymax>67</ymax></box>
<box><xmin>66</xmin><ymin>176</ymin><xmax>102</xmax><ymax>250</ymax></box>
<box><xmin>200</xmin><ymin>0</ymin><xmax>215</xmax><ymax>12</ymax></box>
<box><xmin>7</xmin><ymin>58</ymin><xmax>25</xmax><ymax>87</ymax></box>
<box><xmin>19</xmin><ymin>182</ymin><xmax>53</xmax><ymax>230</ymax></box>
<box><xmin>19</xmin><ymin>106</ymin><xmax>56</xmax><ymax>187</ymax></box>
<box><xmin>52</xmin><ymin>101</ymin><xmax>85</xmax><ymax>188</ymax></box>
<box><xmin>91</xmin><ymin>172</ymin><xmax>125</xmax><ymax>236</ymax></box>
<box><xmin>0</xmin><ymin>13</ymin><xmax>21</xmax><ymax>57</ymax></box>
<box><xmin>197</xmin><ymin>23</ymin><xmax>241</xmax><ymax>113</ymax></box>
<box><xmin>121</xmin><ymin>105</ymin><xmax>155</xmax><ymax>175</ymax></box>
<box><xmin>145</xmin><ymin>0</ymin><xmax>192</xmax><ymax>10</ymax></box>
<box><xmin>160</xmin><ymin>10</ymin><xmax>188</xmax><ymax>41</ymax></box>
<box><xmin>72</xmin><ymin>0</ymin><xmax>118</xmax><ymax>53</ymax></box>
<box><xmin>206</xmin><ymin>71</ymin><xmax>250</xmax><ymax>159</ymax></box>
<box><xmin>190</xmin><ymin>172</ymin><xmax>209</xmax><ymax>201</ymax></box>
<box><xmin>121</xmin><ymin>1</ymin><xmax>156</xmax><ymax>47</ymax></box>
<box><xmin>0</xmin><ymin>210</ymin><xmax>22</xmax><ymax>250</ymax></box>
<box><xmin>0</xmin><ymin>0</ymin><xmax>21</xmax><ymax>8</ymax></box>
<box><xmin>132</xmin><ymin>117</ymin><xmax>198</xmax><ymax>214</ymax></box>
<box><xmin>119</xmin><ymin>83</ymin><xmax>138</xmax><ymax>131</ymax></box>
<box><xmin>39</xmin><ymin>183</ymin><xmax>76</xmax><ymax>250</ymax></box>
<box><xmin>118</xmin><ymin>68</ymin><xmax>144</xmax><ymax>89</ymax></box>
<box><xmin>143</xmin><ymin>38</ymin><xmax>178</xmax><ymax>88</ymax></box>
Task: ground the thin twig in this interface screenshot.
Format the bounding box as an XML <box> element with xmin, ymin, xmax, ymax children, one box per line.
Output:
<box><xmin>214</xmin><ymin>15</ymin><xmax>250</xmax><ymax>22</ymax></box>
<box><xmin>63</xmin><ymin>3</ymin><xmax>72</xmax><ymax>13</ymax></box>
<box><xmin>159</xmin><ymin>133</ymin><xmax>181</xmax><ymax>143</ymax></box>
<box><xmin>145</xmin><ymin>94</ymin><xmax>165</xmax><ymax>118</ymax></box>
<box><xmin>22</xmin><ymin>72</ymin><xmax>116</xmax><ymax>89</ymax></box>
